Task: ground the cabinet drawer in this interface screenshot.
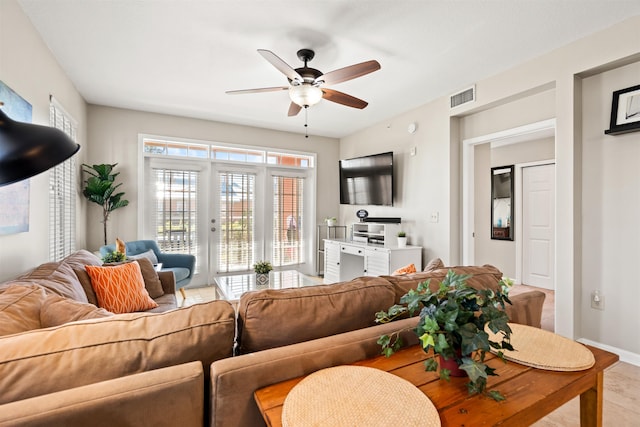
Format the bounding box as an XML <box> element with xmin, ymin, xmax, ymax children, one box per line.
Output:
<box><xmin>340</xmin><ymin>244</ymin><xmax>364</xmax><ymax>256</ymax></box>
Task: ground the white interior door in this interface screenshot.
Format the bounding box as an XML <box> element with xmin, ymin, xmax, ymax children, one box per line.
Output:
<box><xmin>522</xmin><ymin>164</ymin><xmax>555</xmax><ymax>290</ymax></box>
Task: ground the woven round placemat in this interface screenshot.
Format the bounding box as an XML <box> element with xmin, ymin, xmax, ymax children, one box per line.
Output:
<box><xmin>281</xmin><ymin>365</ymin><xmax>441</xmax><ymax>427</ymax></box>
<box><xmin>486</xmin><ymin>323</ymin><xmax>595</xmax><ymax>371</ymax></box>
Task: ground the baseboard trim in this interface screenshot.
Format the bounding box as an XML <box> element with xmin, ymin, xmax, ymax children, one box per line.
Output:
<box><xmin>578</xmin><ymin>338</ymin><xmax>640</xmax><ymax>367</ymax></box>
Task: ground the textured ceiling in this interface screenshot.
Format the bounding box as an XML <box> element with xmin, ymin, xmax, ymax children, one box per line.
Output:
<box><xmin>17</xmin><ymin>0</ymin><xmax>640</xmax><ymax>138</ymax></box>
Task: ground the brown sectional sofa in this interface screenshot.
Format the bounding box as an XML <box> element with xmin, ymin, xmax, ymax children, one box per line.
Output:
<box><xmin>0</xmin><ymin>251</ymin><xmax>546</xmax><ymax>427</ymax></box>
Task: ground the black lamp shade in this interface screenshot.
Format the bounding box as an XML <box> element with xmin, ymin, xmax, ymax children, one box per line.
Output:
<box><xmin>0</xmin><ymin>109</ymin><xmax>81</xmax><ymax>187</ymax></box>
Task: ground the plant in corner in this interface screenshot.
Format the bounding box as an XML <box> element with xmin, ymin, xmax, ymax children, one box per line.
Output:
<box><xmin>82</xmin><ymin>163</ymin><xmax>130</xmax><ymax>246</ymax></box>
<box><xmin>376</xmin><ymin>270</ymin><xmax>514</xmax><ymax>401</ymax></box>
<box><xmin>397</xmin><ymin>231</ymin><xmax>406</xmax><ymax>238</ymax></box>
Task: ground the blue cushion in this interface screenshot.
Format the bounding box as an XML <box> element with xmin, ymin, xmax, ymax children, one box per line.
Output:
<box><xmin>163</xmin><ymin>267</ymin><xmax>190</xmax><ymax>284</ymax></box>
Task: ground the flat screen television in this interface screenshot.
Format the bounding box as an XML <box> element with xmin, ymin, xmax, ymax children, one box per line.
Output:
<box><xmin>339</xmin><ymin>152</ymin><xmax>393</xmax><ymax>206</ymax></box>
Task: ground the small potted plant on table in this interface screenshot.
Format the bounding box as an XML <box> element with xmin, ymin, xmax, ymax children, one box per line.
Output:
<box><xmin>253</xmin><ymin>260</ymin><xmax>273</xmax><ymax>287</ymax></box>
<box><xmin>397</xmin><ymin>231</ymin><xmax>407</xmax><ymax>247</ymax></box>
<box><xmin>376</xmin><ymin>270</ymin><xmax>514</xmax><ymax>400</ymax></box>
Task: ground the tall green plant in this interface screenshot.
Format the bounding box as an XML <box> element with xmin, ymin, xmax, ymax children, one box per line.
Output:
<box><xmin>82</xmin><ymin>163</ymin><xmax>129</xmax><ymax>245</ymax></box>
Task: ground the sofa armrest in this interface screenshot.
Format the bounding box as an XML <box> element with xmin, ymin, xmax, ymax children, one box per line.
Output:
<box><xmin>210</xmin><ymin>317</ymin><xmax>419</xmax><ymax>427</ymax></box>
<box><xmin>157</xmin><ymin>270</ymin><xmax>176</xmax><ymax>295</ymax></box>
<box><xmin>505</xmin><ymin>290</ymin><xmax>546</xmax><ymax>328</ymax></box>
<box><xmin>0</xmin><ymin>362</ymin><xmax>204</xmax><ymax>427</ymax></box>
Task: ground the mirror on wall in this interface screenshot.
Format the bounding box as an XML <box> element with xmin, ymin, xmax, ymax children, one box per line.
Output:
<box><xmin>491</xmin><ymin>165</ymin><xmax>514</xmax><ymax>241</ymax></box>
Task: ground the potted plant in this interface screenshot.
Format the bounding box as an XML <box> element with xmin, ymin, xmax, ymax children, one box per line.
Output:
<box><xmin>82</xmin><ymin>163</ymin><xmax>129</xmax><ymax>245</ymax></box>
<box><xmin>102</xmin><ymin>250</ymin><xmax>126</xmax><ymax>264</ymax></box>
<box><xmin>324</xmin><ymin>217</ymin><xmax>337</xmax><ymax>227</ymax></box>
<box><xmin>376</xmin><ymin>270</ymin><xmax>514</xmax><ymax>401</ymax></box>
<box><xmin>397</xmin><ymin>231</ymin><xmax>407</xmax><ymax>248</ymax></box>
<box><xmin>253</xmin><ymin>260</ymin><xmax>273</xmax><ymax>287</ymax></box>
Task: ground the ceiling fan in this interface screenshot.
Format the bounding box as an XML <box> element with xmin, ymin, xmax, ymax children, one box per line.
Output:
<box><xmin>226</xmin><ymin>49</ymin><xmax>381</xmax><ymax>117</ymax></box>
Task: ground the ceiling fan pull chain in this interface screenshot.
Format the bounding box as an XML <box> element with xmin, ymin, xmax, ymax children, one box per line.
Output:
<box><xmin>304</xmin><ymin>106</ymin><xmax>309</xmax><ymax>138</ymax></box>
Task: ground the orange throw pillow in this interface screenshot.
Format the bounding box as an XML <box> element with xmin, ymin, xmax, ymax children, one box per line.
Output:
<box><xmin>85</xmin><ymin>262</ymin><xmax>158</xmax><ymax>314</ymax></box>
<box><xmin>392</xmin><ymin>263</ymin><xmax>417</xmax><ymax>275</ymax></box>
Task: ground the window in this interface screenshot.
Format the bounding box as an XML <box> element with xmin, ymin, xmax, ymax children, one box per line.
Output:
<box><xmin>272</xmin><ymin>175</ymin><xmax>304</xmax><ymax>266</ymax></box>
<box><xmin>151</xmin><ymin>168</ymin><xmax>199</xmax><ymax>258</ymax></box>
<box><xmin>49</xmin><ymin>99</ymin><xmax>77</xmax><ymax>261</ymax></box>
<box><xmin>217</xmin><ymin>171</ymin><xmax>256</xmax><ymax>273</ymax></box>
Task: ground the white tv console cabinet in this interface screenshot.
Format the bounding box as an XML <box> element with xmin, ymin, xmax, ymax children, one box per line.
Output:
<box><xmin>323</xmin><ymin>239</ymin><xmax>422</xmax><ymax>284</ymax></box>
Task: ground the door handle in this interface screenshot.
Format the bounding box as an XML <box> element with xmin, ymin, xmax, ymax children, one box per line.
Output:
<box><xmin>211</xmin><ymin>227</ymin><xmax>216</xmax><ymax>232</ymax></box>
<box><xmin>211</xmin><ymin>219</ymin><xmax>216</xmax><ymax>223</ymax></box>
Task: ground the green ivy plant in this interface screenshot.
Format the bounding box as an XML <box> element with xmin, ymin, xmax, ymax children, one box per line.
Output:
<box><xmin>376</xmin><ymin>270</ymin><xmax>514</xmax><ymax>401</ymax></box>
<box><xmin>253</xmin><ymin>260</ymin><xmax>273</xmax><ymax>274</ymax></box>
<box><xmin>82</xmin><ymin>163</ymin><xmax>129</xmax><ymax>245</ymax></box>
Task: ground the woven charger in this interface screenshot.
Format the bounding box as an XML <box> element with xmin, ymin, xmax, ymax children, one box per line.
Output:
<box><xmin>486</xmin><ymin>323</ymin><xmax>595</xmax><ymax>371</ymax></box>
<box><xmin>281</xmin><ymin>365</ymin><xmax>440</xmax><ymax>427</ymax></box>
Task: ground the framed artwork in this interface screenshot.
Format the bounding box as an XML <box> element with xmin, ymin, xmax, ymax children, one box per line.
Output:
<box><xmin>605</xmin><ymin>84</ymin><xmax>640</xmax><ymax>135</ymax></box>
<box><xmin>0</xmin><ymin>81</ymin><xmax>32</xmax><ymax>235</ymax></box>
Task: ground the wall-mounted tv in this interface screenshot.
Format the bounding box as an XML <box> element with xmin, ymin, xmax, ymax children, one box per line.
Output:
<box><xmin>339</xmin><ymin>151</ymin><xmax>393</xmax><ymax>206</ymax></box>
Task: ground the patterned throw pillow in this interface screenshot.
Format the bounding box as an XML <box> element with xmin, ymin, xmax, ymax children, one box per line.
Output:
<box><xmin>392</xmin><ymin>263</ymin><xmax>417</xmax><ymax>275</ymax></box>
<box><xmin>85</xmin><ymin>263</ymin><xmax>158</xmax><ymax>314</ymax></box>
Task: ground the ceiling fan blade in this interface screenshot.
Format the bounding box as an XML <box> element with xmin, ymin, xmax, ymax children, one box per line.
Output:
<box><xmin>226</xmin><ymin>86</ymin><xmax>288</xmax><ymax>95</ymax></box>
<box><xmin>288</xmin><ymin>102</ymin><xmax>302</xmax><ymax>117</ymax></box>
<box><xmin>316</xmin><ymin>60</ymin><xmax>381</xmax><ymax>86</ymax></box>
<box><xmin>322</xmin><ymin>88</ymin><xmax>368</xmax><ymax>109</ymax></box>
<box><xmin>258</xmin><ymin>49</ymin><xmax>303</xmax><ymax>83</ymax></box>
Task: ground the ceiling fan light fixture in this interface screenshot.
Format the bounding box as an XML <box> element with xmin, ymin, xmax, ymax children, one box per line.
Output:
<box><xmin>289</xmin><ymin>84</ymin><xmax>323</xmax><ymax>107</ymax></box>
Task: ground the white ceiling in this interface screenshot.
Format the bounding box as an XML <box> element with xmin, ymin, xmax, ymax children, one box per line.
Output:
<box><xmin>17</xmin><ymin>0</ymin><xmax>640</xmax><ymax>139</ymax></box>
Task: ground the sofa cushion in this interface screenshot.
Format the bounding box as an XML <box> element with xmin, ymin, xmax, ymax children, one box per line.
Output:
<box><xmin>73</xmin><ymin>268</ymin><xmax>99</xmax><ymax>305</ymax></box>
<box><xmin>423</xmin><ymin>257</ymin><xmax>445</xmax><ymax>271</ymax></box>
<box><xmin>0</xmin><ymin>299</ymin><xmax>235</xmax><ymax>405</ymax></box>
<box><xmin>0</xmin><ymin>362</ymin><xmax>205</xmax><ymax>427</ymax></box>
<box><xmin>382</xmin><ymin>264</ymin><xmax>504</xmax><ymax>304</ymax></box>
<box><xmin>163</xmin><ymin>267</ymin><xmax>190</xmax><ymax>284</ymax></box>
<box><xmin>12</xmin><ymin>250</ymin><xmax>103</xmax><ymax>304</ymax></box>
<box><xmin>39</xmin><ymin>294</ymin><xmax>113</xmax><ymax>328</ymax></box>
<box><xmin>236</xmin><ymin>276</ymin><xmax>396</xmax><ymax>353</ymax></box>
<box><xmin>0</xmin><ymin>285</ymin><xmax>46</xmax><ymax>336</ymax></box>
<box><xmin>85</xmin><ymin>263</ymin><xmax>158</xmax><ymax>313</ymax></box>
<box><xmin>129</xmin><ymin>248</ymin><xmax>159</xmax><ymax>265</ymax></box>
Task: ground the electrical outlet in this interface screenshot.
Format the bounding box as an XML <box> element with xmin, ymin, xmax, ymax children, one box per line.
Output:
<box><xmin>410</xmin><ymin>146</ymin><xmax>417</xmax><ymax>156</ymax></box>
<box><xmin>591</xmin><ymin>291</ymin><xmax>605</xmax><ymax>310</ymax></box>
<box><xmin>430</xmin><ymin>212</ymin><xmax>439</xmax><ymax>223</ymax></box>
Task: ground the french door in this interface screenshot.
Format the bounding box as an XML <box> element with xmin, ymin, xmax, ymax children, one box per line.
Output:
<box><xmin>212</xmin><ymin>166</ymin><xmax>261</xmax><ymax>274</ymax></box>
<box><xmin>142</xmin><ymin>141</ymin><xmax>315</xmax><ymax>284</ymax></box>
<box><xmin>210</xmin><ymin>166</ymin><xmax>308</xmax><ymax>275</ymax></box>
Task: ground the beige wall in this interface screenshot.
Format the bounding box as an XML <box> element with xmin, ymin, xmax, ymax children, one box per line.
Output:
<box><xmin>86</xmin><ymin>105</ymin><xmax>340</xmax><ymax>252</ymax></box>
<box><xmin>339</xmin><ymin>98</ymin><xmax>452</xmax><ymax>264</ymax></box>
<box><xmin>340</xmin><ymin>15</ymin><xmax>640</xmax><ymax>362</ymax></box>
<box><xmin>0</xmin><ymin>0</ymin><xmax>88</xmax><ymax>281</ymax></box>
<box><xmin>581</xmin><ymin>61</ymin><xmax>640</xmax><ymax>355</ymax></box>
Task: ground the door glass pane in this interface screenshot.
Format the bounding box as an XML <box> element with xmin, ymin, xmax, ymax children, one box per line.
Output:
<box><xmin>218</xmin><ymin>171</ymin><xmax>255</xmax><ymax>273</ymax></box>
<box><xmin>152</xmin><ymin>169</ymin><xmax>199</xmax><ymax>263</ymax></box>
<box><xmin>272</xmin><ymin>175</ymin><xmax>304</xmax><ymax>266</ymax></box>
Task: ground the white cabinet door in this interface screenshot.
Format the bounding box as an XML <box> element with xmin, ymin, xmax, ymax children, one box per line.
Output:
<box><xmin>323</xmin><ymin>240</ymin><xmax>341</xmax><ymax>284</ymax></box>
<box><xmin>364</xmin><ymin>248</ymin><xmax>390</xmax><ymax>277</ymax></box>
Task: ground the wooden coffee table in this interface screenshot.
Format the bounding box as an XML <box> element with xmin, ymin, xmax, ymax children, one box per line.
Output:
<box><xmin>254</xmin><ymin>344</ymin><xmax>618</xmax><ymax>427</ymax></box>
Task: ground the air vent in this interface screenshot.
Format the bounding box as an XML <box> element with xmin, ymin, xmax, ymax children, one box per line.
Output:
<box><xmin>450</xmin><ymin>85</ymin><xmax>476</xmax><ymax>109</ymax></box>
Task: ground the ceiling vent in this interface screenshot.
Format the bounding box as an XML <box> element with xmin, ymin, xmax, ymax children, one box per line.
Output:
<box><xmin>450</xmin><ymin>85</ymin><xmax>475</xmax><ymax>109</ymax></box>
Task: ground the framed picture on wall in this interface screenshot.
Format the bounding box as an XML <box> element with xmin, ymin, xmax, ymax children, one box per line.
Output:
<box><xmin>605</xmin><ymin>84</ymin><xmax>640</xmax><ymax>135</ymax></box>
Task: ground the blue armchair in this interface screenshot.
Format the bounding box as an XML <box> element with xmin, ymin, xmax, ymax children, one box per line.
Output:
<box><xmin>100</xmin><ymin>240</ymin><xmax>195</xmax><ymax>297</ymax></box>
